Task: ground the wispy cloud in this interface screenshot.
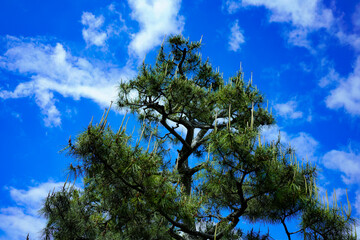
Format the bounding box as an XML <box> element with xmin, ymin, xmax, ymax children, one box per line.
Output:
<box><xmin>353</xmin><ymin>3</ymin><xmax>360</xmax><ymax>32</ymax></box>
<box><xmin>127</xmin><ymin>0</ymin><xmax>184</xmax><ymax>58</ymax></box>
<box><xmin>325</xmin><ymin>56</ymin><xmax>360</xmax><ymax>115</ymax></box>
<box><xmin>0</xmin><ymin>36</ymin><xmax>135</xmax><ymax>126</ymax></box>
<box><xmin>223</xmin><ymin>0</ymin><xmax>242</xmax><ymax>14</ymax></box>
<box><xmin>223</xmin><ymin>0</ymin><xmax>334</xmax><ymax>49</ymax></box>
<box><xmin>322</xmin><ymin>148</ymin><xmax>360</xmax><ymax>184</ymax></box>
<box><xmin>335</xmin><ymin>31</ymin><xmax>360</xmax><ymax>53</ymax></box>
<box><xmin>0</xmin><ymin>0</ymin><xmax>186</xmax><ymax>127</ymax></box>
<box><xmin>0</xmin><ymin>181</ymin><xmax>65</xmax><ymax>240</ymax></box>
<box><xmin>290</xmin><ymin>132</ymin><xmax>319</xmax><ymax>161</ymax></box>
<box><xmin>81</xmin><ymin>12</ymin><xmax>108</xmax><ymax>47</ymax></box>
<box><xmin>228</xmin><ymin>20</ymin><xmax>245</xmax><ymax>52</ymax></box>
<box><xmin>287</xmin><ymin>27</ymin><xmax>313</xmax><ymax>49</ymax></box>
<box><xmin>274</xmin><ymin>100</ymin><xmax>303</xmax><ymax>119</ymax></box>
<box><xmin>223</xmin><ymin>0</ymin><xmax>334</xmax><ymax>28</ymax></box>
<box><xmin>241</xmin><ymin>0</ymin><xmax>333</xmax><ymax>29</ymax></box>
<box><xmin>355</xmin><ymin>190</ymin><xmax>360</xmax><ymax>216</ymax></box>
<box><xmin>334</xmin><ymin>3</ymin><xmax>360</xmax><ymax>52</ymax></box>
<box><xmin>81</xmin><ymin>6</ymin><xmax>129</xmax><ymax>49</ymax></box>
<box><xmin>222</xmin><ymin>1</ymin><xmax>360</xmax><ymax>119</ymax></box>
<box><xmin>319</xmin><ymin>64</ymin><xmax>342</xmax><ymax>88</ymax></box>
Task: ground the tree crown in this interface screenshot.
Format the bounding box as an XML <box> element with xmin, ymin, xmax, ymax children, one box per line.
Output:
<box><xmin>41</xmin><ymin>35</ymin><xmax>357</xmax><ymax>240</ymax></box>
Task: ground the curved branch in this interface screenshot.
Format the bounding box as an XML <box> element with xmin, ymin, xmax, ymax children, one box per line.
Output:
<box><xmin>177</xmin><ymin>47</ymin><xmax>187</xmax><ymax>76</ymax></box>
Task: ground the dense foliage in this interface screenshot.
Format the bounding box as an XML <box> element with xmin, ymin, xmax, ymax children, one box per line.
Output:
<box><xmin>41</xmin><ymin>35</ymin><xmax>357</xmax><ymax>240</ymax></box>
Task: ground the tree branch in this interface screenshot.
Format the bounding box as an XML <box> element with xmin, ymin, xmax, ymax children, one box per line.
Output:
<box><xmin>191</xmin><ymin>129</ymin><xmax>208</xmax><ymax>148</ymax></box>
<box><xmin>281</xmin><ymin>218</ymin><xmax>292</xmax><ymax>240</ymax></box>
<box><xmin>176</xmin><ymin>47</ymin><xmax>187</xmax><ymax>76</ymax></box>
<box><xmin>160</xmin><ymin>117</ymin><xmax>189</xmax><ymax>149</ymax></box>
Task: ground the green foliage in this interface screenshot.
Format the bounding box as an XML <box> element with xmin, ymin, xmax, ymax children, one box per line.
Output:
<box><xmin>41</xmin><ymin>35</ymin><xmax>357</xmax><ymax>240</ymax></box>
<box><xmin>300</xmin><ymin>199</ymin><xmax>356</xmax><ymax>240</ymax></box>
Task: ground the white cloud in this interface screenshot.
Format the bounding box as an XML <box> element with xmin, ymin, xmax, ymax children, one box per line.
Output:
<box><xmin>322</xmin><ymin>149</ymin><xmax>360</xmax><ymax>184</ymax></box>
<box><xmin>223</xmin><ymin>0</ymin><xmax>242</xmax><ymax>14</ymax></box>
<box><xmin>336</xmin><ymin>31</ymin><xmax>360</xmax><ymax>53</ymax></box>
<box><xmin>223</xmin><ymin>0</ymin><xmax>334</xmax><ymax>29</ymax></box>
<box><xmin>107</xmin><ymin>4</ymin><xmax>129</xmax><ymax>35</ymax></box>
<box><xmin>223</xmin><ymin>0</ymin><xmax>334</xmax><ymax>50</ymax></box>
<box><xmin>81</xmin><ymin>12</ymin><xmax>108</xmax><ymax>47</ymax></box>
<box><xmin>261</xmin><ymin>125</ymin><xmax>319</xmax><ymax>162</ymax></box>
<box><xmin>287</xmin><ymin>27</ymin><xmax>312</xmax><ymax>49</ymax></box>
<box><xmin>319</xmin><ymin>66</ymin><xmax>342</xmax><ymax>88</ymax></box>
<box><xmin>9</xmin><ymin>182</ymin><xmax>64</xmax><ymax>213</ymax></box>
<box><xmin>0</xmin><ymin>181</ymin><xmax>65</xmax><ymax>240</ymax></box>
<box><xmin>127</xmin><ymin>0</ymin><xmax>184</xmax><ymax>58</ymax></box>
<box><xmin>328</xmin><ymin>4</ymin><xmax>360</xmax><ymax>53</ymax></box>
<box><xmin>240</xmin><ymin>0</ymin><xmax>334</xmax><ymax>29</ymax></box>
<box><xmin>0</xmin><ymin>37</ymin><xmax>135</xmax><ymax>126</ymax></box>
<box><xmin>290</xmin><ymin>132</ymin><xmax>319</xmax><ymax>162</ymax></box>
<box><xmin>325</xmin><ymin>56</ymin><xmax>360</xmax><ymax>115</ymax></box>
<box><xmin>228</xmin><ymin>20</ymin><xmax>245</xmax><ymax>52</ymax></box>
<box><xmin>0</xmin><ymin>207</ymin><xmax>46</xmax><ymax>240</ymax></box>
<box><xmin>274</xmin><ymin>100</ymin><xmax>303</xmax><ymax>119</ymax></box>
<box><xmin>80</xmin><ymin>7</ymin><xmax>129</xmax><ymax>48</ymax></box>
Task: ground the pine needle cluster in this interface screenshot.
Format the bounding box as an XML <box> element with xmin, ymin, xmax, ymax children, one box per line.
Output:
<box><xmin>41</xmin><ymin>35</ymin><xmax>357</xmax><ymax>240</ymax></box>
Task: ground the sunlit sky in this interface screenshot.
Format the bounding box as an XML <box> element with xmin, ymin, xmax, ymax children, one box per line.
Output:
<box><xmin>0</xmin><ymin>0</ymin><xmax>360</xmax><ymax>239</ymax></box>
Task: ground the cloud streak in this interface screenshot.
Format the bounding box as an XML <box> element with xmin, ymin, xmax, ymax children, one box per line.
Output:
<box><xmin>223</xmin><ymin>0</ymin><xmax>334</xmax><ymax>49</ymax></box>
<box><xmin>81</xmin><ymin>12</ymin><xmax>108</xmax><ymax>47</ymax></box>
<box><xmin>228</xmin><ymin>20</ymin><xmax>245</xmax><ymax>52</ymax></box>
<box><xmin>0</xmin><ymin>37</ymin><xmax>134</xmax><ymax>126</ymax></box>
<box><xmin>240</xmin><ymin>0</ymin><xmax>334</xmax><ymax>29</ymax></box>
<box><xmin>0</xmin><ymin>1</ymin><xmax>187</xmax><ymax>126</ymax></box>
<box><xmin>274</xmin><ymin>100</ymin><xmax>303</xmax><ymax>119</ymax></box>
<box><xmin>223</xmin><ymin>0</ymin><xmax>334</xmax><ymax>29</ymax></box>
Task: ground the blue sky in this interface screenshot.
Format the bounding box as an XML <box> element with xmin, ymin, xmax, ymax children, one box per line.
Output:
<box><xmin>0</xmin><ymin>0</ymin><xmax>360</xmax><ymax>239</ymax></box>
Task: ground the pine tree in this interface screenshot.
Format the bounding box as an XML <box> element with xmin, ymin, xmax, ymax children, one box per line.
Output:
<box><xmin>41</xmin><ymin>35</ymin><xmax>357</xmax><ymax>240</ymax></box>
